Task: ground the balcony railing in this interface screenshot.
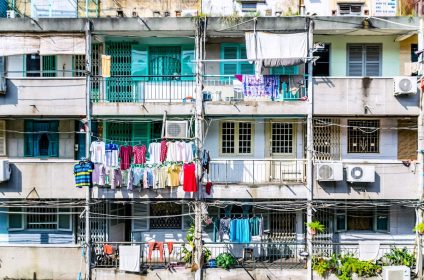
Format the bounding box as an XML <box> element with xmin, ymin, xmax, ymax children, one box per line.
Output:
<box><xmin>93</xmin><ymin>241</ymin><xmax>305</xmax><ymax>270</ymax></box>
<box><xmin>90</xmin><ymin>75</ymin><xmax>196</xmax><ymax>103</ymax></box>
<box><xmin>210</xmin><ymin>159</ymin><xmax>307</xmax><ymax>185</ymax></box>
<box><xmin>203</xmin><ymin>75</ymin><xmax>308</xmax><ymax>102</ymax></box>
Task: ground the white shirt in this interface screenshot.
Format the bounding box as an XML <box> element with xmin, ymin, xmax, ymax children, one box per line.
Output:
<box><xmin>148</xmin><ymin>143</ymin><xmax>161</xmax><ymax>164</ymax></box>
<box><xmin>90</xmin><ymin>141</ymin><xmax>105</xmax><ymax>164</ymax></box>
<box><xmin>185</xmin><ymin>142</ymin><xmax>194</xmax><ymax>162</ymax></box>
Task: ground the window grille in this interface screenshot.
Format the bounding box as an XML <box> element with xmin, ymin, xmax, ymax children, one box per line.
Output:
<box><xmin>149</xmin><ymin>46</ymin><xmax>181</xmax><ymax>79</ymax></box>
<box><xmin>72</xmin><ymin>55</ymin><xmax>86</xmax><ymax>77</ymax></box>
<box><xmin>27</xmin><ymin>208</ymin><xmax>58</xmax><ymax>230</ymax></box>
<box><xmin>313</xmin><ymin>118</ymin><xmax>341</xmax><ymax>160</ymax></box>
<box><xmin>238</xmin><ymin>122</ymin><xmax>252</xmax><ymax>154</ymax></box>
<box><xmin>347</xmin><ymin>120</ymin><xmax>380</xmax><ymax>153</ymax></box>
<box><xmin>221</xmin><ymin>121</ymin><xmax>253</xmax><ymax>155</ymax></box>
<box><xmin>150</xmin><ymin>203</ymin><xmax>182</xmax><ymax>229</ymax></box>
<box><xmin>271</xmin><ymin>122</ymin><xmax>294</xmax><ymax>154</ymax></box>
<box><xmin>222</xmin><ymin>122</ymin><xmax>235</xmax><ymax>154</ymax></box>
<box><xmin>106</xmin><ymin>122</ymin><xmax>132</xmax><ymax>145</ymax></box>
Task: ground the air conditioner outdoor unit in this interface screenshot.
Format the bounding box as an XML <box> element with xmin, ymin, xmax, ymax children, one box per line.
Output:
<box><xmin>165</xmin><ymin>121</ymin><xmax>189</xmax><ymax>139</ymax></box>
<box><xmin>394</xmin><ymin>76</ymin><xmax>417</xmax><ymax>96</ymax></box>
<box><xmin>0</xmin><ymin>160</ymin><xmax>11</xmax><ymax>182</ymax></box>
<box><xmin>181</xmin><ymin>9</ymin><xmax>198</xmax><ymax>17</ymax></box>
<box><xmin>6</xmin><ymin>10</ymin><xmax>15</xmax><ymax>18</ymax></box>
<box><xmin>346</xmin><ymin>165</ymin><xmax>375</xmax><ymax>183</ymax></box>
<box><xmin>382</xmin><ymin>266</ymin><xmax>410</xmax><ymax>280</ymax></box>
<box><xmin>316</xmin><ymin>162</ymin><xmax>343</xmax><ymax>181</ymax></box>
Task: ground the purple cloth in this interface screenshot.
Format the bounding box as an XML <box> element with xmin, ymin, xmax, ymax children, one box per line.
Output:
<box><xmin>242</xmin><ymin>75</ymin><xmax>279</xmax><ymax>100</ymax></box>
<box><xmin>92</xmin><ymin>163</ymin><xmax>101</xmax><ymax>185</ymax></box>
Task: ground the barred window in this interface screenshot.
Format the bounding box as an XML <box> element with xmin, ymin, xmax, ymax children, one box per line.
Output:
<box><xmin>221</xmin><ymin>121</ymin><xmax>253</xmax><ymax>155</ymax></box>
<box><xmin>347</xmin><ymin>120</ymin><xmax>380</xmax><ymax>153</ymax></box>
<box><xmin>9</xmin><ymin>207</ymin><xmax>73</xmax><ymax>231</ymax></box>
<box><xmin>150</xmin><ymin>203</ymin><xmax>182</xmax><ymax>229</ymax></box>
<box><xmin>271</xmin><ymin>122</ymin><xmax>294</xmax><ymax>154</ymax></box>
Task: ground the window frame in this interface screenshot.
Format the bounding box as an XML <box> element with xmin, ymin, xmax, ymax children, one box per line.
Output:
<box><xmin>149</xmin><ymin>203</ymin><xmax>183</xmax><ymax>230</ymax></box>
<box><xmin>335</xmin><ymin>207</ymin><xmax>390</xmax><ymax>233</ymax></box>
<box><xmin>313</xmin><ymin>43</ymin><xmax>330</xmax><ymax>76</ymax></box>
<box><xmin>347</xmin><ymin>119</ymin><xmax>380</xmax><ymax>154</ymax></box>
<box><xmin>219</xmin><ymin>121</ymin><xmax>255</xmax><ymax>156</ymax></box>
<box><xmin>347</xmin><ymin>44</ymin><xmax>382</xmax><ymax>77</ymax></box>
<box><xmin>8</xmin><ymin>207</ymin><xmax>72</xmax><ymax>232</ymax></box>
<box><xmin>220</xmin><ymin>43</ymin><xmax>254</xmax><ymax>77</ymax></box>
<box><xmin>24</xmin><ymin>54</ymin><xmax>57</xmax><ymax>77</ymax></box>
<box><xmin>266</xmin><ymin>121</ymin><xmax>297</xmax><ymax>158</ymax></box>
<box><xmin>8</xmin><ymin>207</ymin><xmax>25</xmax><ymax>231</ymax></box>
<box><xmin>24</xmin><ymin>120</ymin><xmax>60</xmax><ymax>158</ymax></box>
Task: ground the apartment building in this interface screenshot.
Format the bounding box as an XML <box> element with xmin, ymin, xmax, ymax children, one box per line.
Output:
<box><xmin>0</xmin><ymin>0</ymin><xmax>422</xmax><ymax>279</ymax></box>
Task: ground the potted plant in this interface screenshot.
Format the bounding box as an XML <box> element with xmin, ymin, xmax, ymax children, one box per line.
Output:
<box><xmin>216</xmin><ymin>252</ymin><xmax>236</xmax><ymax>270</ymax></box>
<box><xmin>306</xmin><ymin>221</ymin><xmax>325</xmax><ymax>235</ymax></box>
<box><xmin>413</xmin><ymin>222</ymin><xmax>424</xmax><ymax>234</ymax></box>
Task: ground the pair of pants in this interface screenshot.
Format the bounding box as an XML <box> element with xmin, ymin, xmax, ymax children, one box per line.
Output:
<box><xmin>148</xmin><ymin>242</ymin><xmax>174</xmax><ymax>262</ymax></box>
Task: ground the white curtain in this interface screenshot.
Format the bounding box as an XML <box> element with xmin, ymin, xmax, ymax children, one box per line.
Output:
<box><xmin>39</xmin><ymin>35</ymin><xmax>85</xmax><ymax>55</ymax></box>
<box><xmin>0</xmin><ymin>35</ymin><xmax>40</xmax><ymax>56</ymax></box>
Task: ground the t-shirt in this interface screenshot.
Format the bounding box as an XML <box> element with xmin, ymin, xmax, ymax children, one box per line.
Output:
<box><xmin>167</xmin><ymin>164</ymin><xmax>181</xmax><ymax>187</ymax></box>
<box><xmin>119</xmin><ymin>145</ymin><xmax>133</xmax><ymax>170</ymax></box>
<box><xmin>133</xmin><ymin>145</ymin><xmax>146</xmax><ymax>164</ymax></box>
<box><xmin>105</xmin><ymin>143</ymin><xmax>119</xmax><ymax>167</ymax></box>
<box><xmin>73</xmin><ymin>161</ymin><xmax>94</xmax><ymax>188</ymax></box>
<box><xmin>90</xmin><ymin>141</ymin><xmax>105</xmax><ymax>164</ymax></box>
<box><xmin>148</xmin><ymin>143</ymin><xmax>161</xmax><ymax>164</ymax></box>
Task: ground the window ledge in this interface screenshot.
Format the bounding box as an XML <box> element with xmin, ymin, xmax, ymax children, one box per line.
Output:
<box><xmin>0</xmin><ymin>243</ymin><xmax>80</xmax><ymax>248</ymax></box>
<box><xmin>6</xmin><ymin>158</ymin><xmax>77</xmax><ymax>163</ymax></box>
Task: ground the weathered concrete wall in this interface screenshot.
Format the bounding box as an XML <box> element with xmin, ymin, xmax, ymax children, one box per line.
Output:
<box><xmin>0</xmin><ymin>246</ymin><xmax>85</xmax><ymax>280</ymax></box>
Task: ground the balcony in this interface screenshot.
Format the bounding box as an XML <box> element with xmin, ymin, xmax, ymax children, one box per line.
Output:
<box><xmin>0</xmin><ymin>159</ymin><xmax>84</xmax><ymax>199</ymax></box>
<box><xmin>313</xmin><ymin>161</ymin><xmax>419</xmax><ymax>200</ymax></box>
<box><xmin>0</xmin><ymin>77</ymin><xmax>86</xmax><ymax>116</ymax></box>
<box><xmin>91</xmin><ymin>75</ymin><xmax>196</xmax><ymax>116</ymax></box>
<box><xmin>313</xmin><ymin>77</ymin><xmax>420</xmax><ymax>116</ymax></box>
<box><xmin>203</xmin><ymin>75</ymin><xmax>309</xmax><ymax>116</ymax></box>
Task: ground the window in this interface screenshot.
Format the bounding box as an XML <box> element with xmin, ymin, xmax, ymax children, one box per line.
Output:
<box><xmin>241</xmin><ymin>3</ymin><xmax>257</xmax><ymax>12</ymax></box>
<box><xmin>149</xmin><ymin>46</ymin><xmax>181</xmax><ymax>79</ymax></box>
<box><xmin>411</xmin><ymin>43</ymin><xmax>419</xmax><ymax>63</ymax></box>
<box><xmin>338</xmin><ymin>4</ymin><xmax>363</xmax><ymax>15</ymax></box>
<box><xmin>335</xmin><ymin>207</ymin><xmax>389</xmax><ymax>232</ymax></box>
<box><xmin>25</xmin><ymin>54</ymin><xmax>56</xmax><ymax>77</ymax></box>
<box><xmin>313</xmin><ymin>44</ymin><xmax>330</xmax><ymax>76</ymax></box>
<box><xmin>9</xmin><ymin>207</ymin><xmax>72</xmax><ymax>231</ymax></box>
<box><xmin>347</xmin><ymin>44</ymin><xmax>381</xmax><ymax>76</ymax></box>
<box><xmin>270</xmin><ymin>122</ymin><xmax>295</xmax><ymax>155</ymax></box>
<box><xmin>150</xmin><ymin>203</ymin><xmax>182</xmax><ymax>229</ymax></box>
<box><xmin>24</xmin><ymin>120</ymin><xmax>59</xmax><ymax>157</ymax></box>
<box><xmin>105</xmin><ymin>121</ymin><xmax>162</xmax><ymax>147</ymax></box>
<box><xmin>347</xmin><ymin>120</ymin><xmax>380</xmax><ymax>153</ymax></box>
<box><xmin>221</xmin><ymin>44</ymin><xmax>254</xmax><ymax>76</ymax></box>
<box><xmin>221</xmin><ymin>121</ymin><xmax>254</xmax><ymax>155</ymax></box>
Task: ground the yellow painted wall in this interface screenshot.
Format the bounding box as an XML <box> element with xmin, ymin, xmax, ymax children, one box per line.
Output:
<box><xmin>399</xmin><ymin>34</ymin><xmax>418</xmax><ymax>75</ymax></box>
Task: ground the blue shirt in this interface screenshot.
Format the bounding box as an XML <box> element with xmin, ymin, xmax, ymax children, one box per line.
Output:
<box><xmin>73</xmin><ymin>161</ymin><xmax>94</xmax><ymax>188</ymax></box>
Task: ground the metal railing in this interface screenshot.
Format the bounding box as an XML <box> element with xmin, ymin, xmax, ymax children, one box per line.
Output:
<box><xmin>210</xmin><ymin>159</ymin><xmax>307</xmax><ymax>185</ymax></box>
<box><xmin>90</xmin><ymin>75</ymin><xmax>196</xmax><ymax>103</ymax></box>
<box><xmin>203</xmin><ymin>74</ymin><xmax>308</xmax><ymax>101</ymax></box>
<box><xmin>92</xmin><ymin>241</ymin><xmax>306</xmax><ymax>270</ymax></box>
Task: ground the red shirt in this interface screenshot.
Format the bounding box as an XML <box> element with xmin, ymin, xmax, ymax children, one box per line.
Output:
<box><xmin>119</xmin><ymin>145</ymin><xmax>133</xmax><ymax>170</ymax></box>
<box><xmin>133</xmin><ymin>145</ymin><xmax>146</xmax><ymax>164</ymax></box>
<box><xmin>183</xmin><ymin>163</ymin><xmax>197</xmax><ymax>192</ymax></box>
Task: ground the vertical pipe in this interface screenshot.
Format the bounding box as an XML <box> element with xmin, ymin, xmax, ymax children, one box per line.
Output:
<box><xmin>416</xmin><ymin>17</ymin><xmax>424</xmax><ymax>279</ymax></box>
<box><xmin>84</xmin><ymin>20</ymin><xmax>92</xmax><ymax>280</ymax></box>
<box><xmin>306</xmin><ymin>17</ymin><xmax>314</xmax><ymax>280</ymax></box>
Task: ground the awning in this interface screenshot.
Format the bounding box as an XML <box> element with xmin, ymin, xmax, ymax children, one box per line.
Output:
<box><xmin>245</xmin><ymin>32</ymin><xmax>308</xmax><ymax>72</ymax></box>
<box><xmin>0</xmin><ymin>35</ymin><xmax>85</xmax><ymax>56</ymax></box>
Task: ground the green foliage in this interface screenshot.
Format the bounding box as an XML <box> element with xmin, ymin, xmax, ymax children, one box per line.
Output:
<box><xmin>413</xmin><ymin>222</ymin><xmax>424</xmax><ymax>234</ymax></box>
<box><xmin>220</xmin><ymin>11</ymin><xmax>241</xmax><ymax>26</ymax></box>
<box><xmin>216</xmin><ymin>252</ymin><xmax>237</xmax><ymax>270</ymax></box>
<box><xmin>381</xmin><ymin>247</ymin><xmax>415</xmax><ymax>268</ymax></box>
<box><xmin>306</xmin><ymin>221</ymin><xmax>325</xmax><ymax>233</ymax></box>
<box><xmin>181</xmin><ymin>224</ymin><xmax>211</xmax><ymax>264</ymax></box>
<box><xmin>312</xmin><ymin>254</ymin><xmax>381</xmax><ymax>280</ymax></box>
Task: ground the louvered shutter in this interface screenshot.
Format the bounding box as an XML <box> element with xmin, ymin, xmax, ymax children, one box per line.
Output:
<box><xmin>181</xmin><ymin>47</ymin><xmax>195</xmax><ymax>80</ymax></box>
<box><xmin>348</xmin><ymin>45</ymin><xmax>364</xmax><ymax>76</ymax></box>
<box><xmin>365</xmin><ymin>45</ymin><xmax>381</xmax><ymax>76</ymax></box>
<box><xmin>132</xmin><ymin>203</ymin><xmax>149</xmax><ymax>231</ymax></box>
<box><xmin>0</xmin><ymin>120</ymin><xmax>5</xmax><ymax>156</ymax></box>
<box><xmin>222</xmin><ymin>46</ymin><xmax>238</xmax><ymax>75</ymax></box>
<box><xmin>131</xmin><ymin>46</ymin><xmax>148</xmax><ymax>79</ymax></box>
<box><xmin>24</xmin><ymin>120</ymin><xmax>34</xmax><ymax>157</ymax></box>
<box><xmin>48</xmin><ymin>121</ymin><xmax>59</xmax><ymax>157</ymax></box>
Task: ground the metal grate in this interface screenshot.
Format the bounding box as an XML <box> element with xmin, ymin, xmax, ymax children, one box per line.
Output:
<box><xmin>72</xmin><ymin>55</ymin><xmax>85</xmax><ymax>77</ymax></box>
<box><xmin>268</xmin><ymin>211</ymin><xmax>297</xmax><ymax>242</ymax></box>
<box><xmin>42</xmin><ymin>55</ymin><xmax>56</xmax><ymax>77</ymax></box>
<box><xmin>79</xmin><ymin>202</ymin><xmax>107</xmax><ymax>244</ymax></box>
<box><xmin>271</xmin><ymin>122</ymin><xmax>293</xmax><ymax>154</ymax></box>
<box><xmin>347</xmin><ymin>120</ymin><xmax>379</xmax><ymax>153</ymax></box>
<box><xmin>106</xmin><ymin>122</ymin><xmax>132</xmax><ymax>145</ymax></box>
<box><xmin>150</xmin><ymin>203</ymin><xmax>182</xmax><ymax>229</ymax></box>
<box><xmin>238</xmin><ymin>122</ymin><xmax>252</xmax><ymax>154</ymax></box>
<box><xmin>313</xmin><ymin>118</ymin><xmax>341</xmax><ymax>160</ymax></box>
<box><xmin>221</xmin><ymin>122</ymin><xmax>235</xmax><ymax>154</ymax></box>
<box><xmin>27</xmin><ymin>208</ymin><xmax>57</xmax><ymax>230</ymax></box>
<box><xmin>149</xmin><ymin>46</ymin><xmax>181</xmax><ymax>79</ymax></box>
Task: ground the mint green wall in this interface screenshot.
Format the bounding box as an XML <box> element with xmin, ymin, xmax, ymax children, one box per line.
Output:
<box><xmin>314</xmin><ymin>35</ymin><xmax>400</xmax><ymax>77</ymax></box>
<box><xmin>104</xmin><ymin>37</ymin><xmax>194</xmax><ymax>45</ymax></box>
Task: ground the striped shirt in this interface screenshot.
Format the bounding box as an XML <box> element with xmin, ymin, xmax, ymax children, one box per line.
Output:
<box><xmin>73</xmin><ymin>161</ymin><xmax>94</xmax><ymax>188</ymax></box>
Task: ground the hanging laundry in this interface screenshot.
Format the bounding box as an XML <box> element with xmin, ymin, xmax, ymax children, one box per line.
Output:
<box><xmin>121</xmin><ymin>170</ymin><xmax>129</xmax><ymax>186</ymax></box>
<box><xmin>176</xmin><ymin>141</ymin><xmax>185</xmax><ymax>162</ymax></box>
<box><xmin>133</xmin><ymin>145</ymin><xmax>147</xmax><ymax>164</ymax></box>
<box><xmin>92</xmin><ymin>163</ymin><xmax>106</xmax><ymax>187</ymax></box>
<box><xmin>110</xmin><ymin>168</ymin><xmax>122</xmax><ymax>190</ymax></box>
<box><xmin>143</xmin><ymin>168</ymin><xmax>154</xmax><ymax>189</ymax></box>
<box><xmin>73</xmin><ymin>160</ymin><xmax>94</xmax><ymax>188</ymax></box>
<box><xmin>205</xmin><ymin>182</ymin><xmax>213</xmax><ymax>195</ymax></box>
<box><xmin>127</xmin><ymin>168</ymin><xmax>134</xmax><ymax>191</ymax></box>
<box><xmin>167</xmin><ymin>164</ymin><xmax>182</xmax><ymax>187</ymax></box>
<box><xmin>230</xmin><ymin>218</ymin><xmax>251</xmax><ymax>243</ymax></box>
<box><xmin>119</xmin><ymin>145</ymin><xmax>133</xmax><ymax>170</ymax></box>
<box><xmin>166</xmin><ymin>142</ymin><xmax>178</xmax><ymax>162</ymax></box>
<box><xmin>201</xmin><ymin>150</ymin><xmax>210</xmax><ymax>173</ymax></box>
<box><xmin>105</xmin><ymin>143</ymin><xmax>119</xmax><ymax>167</ymax></box>
<box><xmin>148</xmin><ymin>143</ymin><xmax>161</xmax><ymax>164</ymax></box>
<box><xmin>160</xmin><ymin>140</ymin><xmax>168</xmax><ymax>163</ymax></box>
<box><xmin>157</xmin><ymin>166</ymin><xmax>168</xmax><ymax>189</ymax></box>
<box><xmin>242</xmin><ymin>75</ymin><xmax>279</xmax><ymax>100</ymax></box>
<box><xmin>132</xmin><ymin>167</ymin><xmax>144</xmax><ymax>187</ymax></box>
<box><xmin>219</xmin><ymin>217</ymin><xmax>231</xmax><ymax>241</ymax></box>
<box><xmin>185</xmin><ymin>142</ymin><xmax>194</xmax><ymax>162</ymax></box>
<box><xmin>250</xmin><ymin>216</ymin><xmax>263</xmax><ymax>237</ymax></box>
<box><xmin>183</xmin><ymin>163</ymin><xmax>197</xmax><ymax>192</ymax></box>
<box><xmin>90</xmin><ymin>140</ymin><xmax>105</xmax><ymax>164</ymax></box>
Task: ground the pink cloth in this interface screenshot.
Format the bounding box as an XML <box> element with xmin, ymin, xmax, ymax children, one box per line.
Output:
<box><xmin>160</xmin><ymin>140</ymin><xmax>168</xmax><ymax>163</ymax></box>
<box><xmin>119</xmin><ymin>145</ymin><xmax>133</xmax><ymax>170</ymax></box>
<box><xmin>133</xmin><ymin>145</ymin><xmax>146</xmax><ymax>164</ymax></box>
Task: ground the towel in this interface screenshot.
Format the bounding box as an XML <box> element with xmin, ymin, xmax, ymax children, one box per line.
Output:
<box><xmin>358</xmin><ymin>241</ymin><xmax>380</xmax><ymax>261</ymax></box>
<box><xmin>119</xmin><ymin>245</ymin><xmax>140</xmax><ymax>272</ymax></box>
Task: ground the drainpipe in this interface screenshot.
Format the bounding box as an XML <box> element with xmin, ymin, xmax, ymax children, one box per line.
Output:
<box><xmin>417</xmin><ymin>17</ymin><xmax>424</xmax><ymax>280</ymax></box>
<box><xmin>84</xmin><ymin>20</ymin><xmax>92</xmax><ymax>280</ymax></box>
<box><xmin>306</xmin><ymin>17</ymin><xmax>314</xmax><ymax>280</ymax></box>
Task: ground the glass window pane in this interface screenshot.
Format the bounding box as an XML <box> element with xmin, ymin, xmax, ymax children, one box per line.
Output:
<box><xmin>9</xmin><ymin>207</ymin><xmax>23</xmax><ymax>230</ymax></box>
<box><xmin>336</xmin><ymin>214</ymin><xmax>346</xmax><ymax>231</ymax></box>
